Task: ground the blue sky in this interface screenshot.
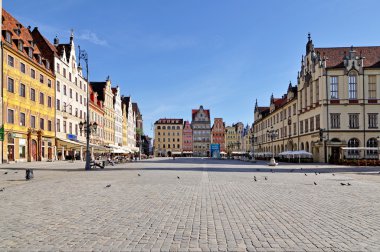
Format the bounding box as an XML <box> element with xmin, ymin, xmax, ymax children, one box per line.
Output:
<box><xmin>5</xmin><ymin>0</ymin><xmax>380</xmax><ymax>137</ymax></box>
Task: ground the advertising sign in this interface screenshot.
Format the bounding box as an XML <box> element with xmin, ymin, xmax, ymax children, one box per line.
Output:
<box><xmin>210</xmin><ymin>144</ymin><xmax>220</xmax><ymax>159</ymax></box>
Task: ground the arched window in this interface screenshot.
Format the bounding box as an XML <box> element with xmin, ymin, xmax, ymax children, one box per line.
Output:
<box><xmin>306</xmin><ymin>142</ymin><xmax>310</xmax><ymax>152</ymax></box>
<box><xmin>157</xmin><ymin>126</ymin><xmax>161</xmax><ymax>130</ymax></box>
<box><xmin>348</xmin><ymin>138</ymin><xmax>359</xmax><ymax>155</ymax></box>
<box><xmin>301</xmin><ymin>142</ymin><xmax>304</xmax><ymax>150</ymax></box>
<box><xmin>162</xmin><ymin>126</ymin><xmax>166</xmax><ymax>130</ymax></box>
<box><xmin>367</xmin><ymin>138</ymin><xmax>378</xmax><ymax>155</ymax></box>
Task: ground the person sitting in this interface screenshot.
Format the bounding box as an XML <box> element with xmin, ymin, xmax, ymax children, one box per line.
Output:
<box><xmin>107</xmin><ymin>157</ymin><xmax>115</xmax><ymax>166</ymax></box>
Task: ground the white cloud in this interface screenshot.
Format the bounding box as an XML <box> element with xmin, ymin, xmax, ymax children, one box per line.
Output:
<box><xmin>76</xmin><ymin>30</ymin><xmax>108</xmax><ymax>46</ymax></box>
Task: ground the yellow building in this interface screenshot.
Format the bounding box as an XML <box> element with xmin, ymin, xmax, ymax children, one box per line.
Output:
<box><xmin>2</xmin><ymin>10</ymin><xmax>56</xmax><ymax>162</ymax></box>
<box><xmin>154</xmin><ymin>119</ymin><xmax>183</xmax><ymax>157</ymax></box>
<box><xmin>225</xmin><ymin>122</ymin><xmax>244</xmax><ymax>154</ymax></box>
<box><xmin>254</xmin><ymin>34</ymin><xmax>380</xmax><ymax>163</ymax></box>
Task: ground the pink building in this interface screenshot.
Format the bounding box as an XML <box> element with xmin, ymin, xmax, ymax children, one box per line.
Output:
<box><xmin>182</xmin><ymin>121</ymin><xmax>193</xmax><ymax>156</ymax></box>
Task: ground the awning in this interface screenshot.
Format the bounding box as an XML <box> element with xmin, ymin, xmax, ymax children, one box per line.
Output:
<box><xmin>121</xmin><ymin>146</ymin><xmax>132</xmax><ymax>153</ymax></box>
<box><xmin>172</xmin><ymin>151</ymin><xmax>182</xmax><ymax>155</ymax></box>
<box><xmin>130</xmin><ymin>146</ymin><xmax>139</xmax><ymax>152</ymax></box>
<box><xmin>183</xmin><ymin>151</ymin><xmax>193</xmax><ymax>154</ymax></box>
<box><xmin>56</xmin><ymin>138</ymin><xmax>85</xmax><ymax>149</ymax></box>
<box><xmin>220</xmin><ymin>151</ymin><xmax>227</xmax><ymax>155</ymax></box>
<box><xmin>111</xmin><ymin>148</ymin><xmax>127</xmax><ymax>154</ymax></box>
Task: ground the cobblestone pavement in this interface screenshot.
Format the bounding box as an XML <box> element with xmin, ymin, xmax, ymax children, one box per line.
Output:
<box><xmin>0</xmin><ymin>158</ymin><xmax>380</xmax><ymax>251</ymax></box>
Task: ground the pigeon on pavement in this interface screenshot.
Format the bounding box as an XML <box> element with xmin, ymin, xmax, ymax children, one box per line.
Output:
<box><xmin>138</xmin><ymin>173</ymin><xmax>141</xmax><ymax>177</ymax></box>
<box><xmin>314</xmin><ymin>182</ymin><xmax>317</xmax><ymax>185</ymax></box>
<box><xmin>177</xmin><ymin>176</ymin><xmax>180</xmax><ymax>179</ymax></box>
<box><xmin>347</xmin><ymin>183</ymin><xmax>351</xmax><ymax>186</ymax></box>
<box><xmin>340</xmin><ymin>182</ymin><xmax>346</xmax><ymax>186</ymax></box>
<box><xmin>105</xmin><ymin>184</ymin><xmax>111</xmax><ymax>188</ymax></box>
<box><xmin>264</xmin><ymin>176</ymin><xmax>268</xmax><ymax>181</ymax></box>
<box><xmin>4</xmin><ymin>172</ymin><xmax>8</xmax><ymax>175</ymax></box>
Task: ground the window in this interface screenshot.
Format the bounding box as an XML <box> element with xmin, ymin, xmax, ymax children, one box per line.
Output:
<box><xmin>5</xmin><ymin>31</ymin><xmax>11</xmax><ymax>43</ymax></box>
<box><xmin>310</xmin><ymin>117</ymin><xmax>314</xmax><ymax>132</ymax></box>
<box><xmin>84</xmin><ymin>84</ymin><xmax>86</xmax><ymax>92</ymax></box>
<box><xmin>57</xmin><ymin>63</ymin><xmax>60</xmax><ymax>74</ymax></box>
<box><xmin>63</xmin><ymin>85</ymin><xmax>67</xmax><ymax>95</ymax></box>
<box><xmin>40</xmin><ymin>118</ymin><xmax>45</xmax><ymax>130</ymax></box>
<box><xmin>69</xmin><ymin>72</ymin><xmax>72</xmax><ymax>82</ymax></box>
<box><xmin>7</xmin><ymin>109</ymin><xmax>14</xmax><ymax>124</ymax></box>
<box><xmin>57</xmin><ymin>81</ymin><xmax>60</xmax><ymax>92</ymax></box>
<box><xmin>367</xmin><ymin>138</ymin><xmax>378</xmax><ymax>155</ymax></box>
<box><xmin>69</xmin><ymin>122</ymin><xmax>72</xmax><ymax>134</ymax></box>
<box><xmin>368</xmin><ymin>113</ymin><xmax>378</xmax><ymax>128</ymax></box>
<box><xmin>7</xmin><ymin>78</ymin><xmax>14</xmax><ymax>93</ymax></box>
<box><xmin>316</xmin><ymin>115</ymin><xmax>320</xmax><ymax>130</ymax></box>
<box><xmin>349</xmin><ymin>114</ymin><xmax>359</xmax><ymax>129</ymax></box>
<box><xmin>28</xmin><ymin>48</ymin><xmax>33</xmax><ymax>58</ymax></box>
<box><xmin>69</xmin><ymin>88</ymin><xmax>72</xmax><ymax>98</ymax></box>
<box><xmin>39</xmin><ymin>93</ymin><xmax>44</xmax><ymax>105</ymax></box>
<box><xmin>30</xmin><ymin>115</ymin><xmax>36</xmax><ymax>128</ymax></box>
<box><xmin>20</xmin><ymin>112</ymin><xmax>26</xmax><ymax>126</ymax></box>
<box><xmin>57</xmin><ymin>119</ymin><xmax>61</xmax><ymax>132</ymax></box>
<box><xmin>48</xmin><ymin>120</ymin><xmax>52</xmax><ymax>131</ymax></box>
<box><xmin>300</xmin><ymin>121</ymin><xmax>304</xmax><ymax>134</ymax></box>
<box><xmin>30</xmin><ymin>88</ymin><xmax>36</xmax><ymax>101</ymax></box>
<box><xmin>80</xmin><ymin>95</ymin><xmax>82</xmax><ymax>104</ymax></box>
<box><xmin>293</xmin><ymin>104</ymin><xmax>296</xmax><ymax>115</ymax></box>
<box><xmin>48</xmin><ymin>97</ymin><xmax>52</xmax><ymax>108</ymax></box>
<box><xmin>48</xmin><ymin>79</ymin><xmax>52</xmax><ymax>88</ymax></box>
<box><xmin>330</xmin><ymin>113</ymin><xmax>340</xmax><ymax>129</ymax></box>
<box><xmin>31</xmin><ymin>69</ymin><xmax>36</xmax><ymax>79</ymax></box>
<box><xmin>347</xmin><ymin>138</ymin><xmax>359</xmax><ymax>156</ymax></box>
<box><xmin>63</xmin><ymin>68</ymin><xmax>66</xmax><ymax>78</ymax></box>
<box><xmin>39</xmin><ymin>74</ymin><xmax>44</xmax><ymax>84</ymax></box>
<box><xmin>19</xmin><ymin>83</ymin><xmax>26</xmax><ymax>97</ymax></box>
<box><xmin>316</xmin><ymin>79</ymin><xmax>320</xmax><ymax>102</ymax></box>
<box><xmin>305</xmin><ymin>119</ymin><xmax>309</xmax><ymax>133</ymax></box>
<box><xmin>330</xmin><ymin>76</ymin><xmax>338</xmax><ymax>99</ymax></box>
<box><xmin>18</xmin><ymin>41</ymin><xmax>23</xmax><ymax>51</ymax></box>
<box><xmin>348</xmin><ymin>73</ymin><xmax>357</xmax><ymax>99</ymax></box>
<box><xmin>19</xmin><ymin>64</ymin><xmax>27</xmax><ymax>76</ymax></box>
<box><xmin>63</xmin><ymin>121</ymin><xmax>67</xmax><ymax>133</ymax></box>
<box><xmin>46</xmin><ymin>61</ymin><xmax>50</xmax><ymax>70</ymax></box>
<box><xmin>8</xmin><ymin>55</ymin><xmax>14</xmax><ymax>67</ymax></box>
<box><xmin>76</xmin><ymin>92</ymin><xmax>78</xmax><ymax>101</ymax></box>
<box><xmin>368</xmin><ymin>75</ymin><xmax>377</xmax><ymax>99</ymax></box>
<box><xmin>293</xmin><ymin>122</ymin><xmax>296</xmax><ymax>135</ymax></box>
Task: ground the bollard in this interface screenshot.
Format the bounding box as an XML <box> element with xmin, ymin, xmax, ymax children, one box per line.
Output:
<box><xmin>25</xmin><ymin>169</ymin><xmax>34</xmax><ymax>180</ymax></box>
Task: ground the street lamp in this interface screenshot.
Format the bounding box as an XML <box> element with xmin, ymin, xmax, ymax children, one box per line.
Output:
<box><xmin>78</xmin><ymin>46</ymin><xmax>91</xmax><ymax>170</ymax></box>
<box><xmin>267</xmin><ymin>126</ymin><xmax>278</xmax><ymax>166</ymax></box>
<box><xmin>249</xmin><ymin>134</ymin><xmax>256</xmax><ymax>162</ymax></box>
<box><xmin>377</xmin><ymin>136</ymin><xmax>380</xmax><ymax>160</ymax></box>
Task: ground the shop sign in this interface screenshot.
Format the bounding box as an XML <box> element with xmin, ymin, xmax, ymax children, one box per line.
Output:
<box><xmin>67</xmin><ymin>134</ymin><xmax>77</xmax><ymax>141</ymax></box>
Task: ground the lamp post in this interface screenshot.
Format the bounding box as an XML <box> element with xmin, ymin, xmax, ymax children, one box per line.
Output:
<box><xmin>267</xmin><ymin>126</ymin><xmax>278</xmax><ymax>166</ymax></box>
<box><xmin>249</xmin><ymin>134</ymin><xmax>256</xmax><ymax>162</ymax></box>
<box><xmin>377</xmin><ymin>136</ymin><xmax>380</xmax><ymax>161</ymax></box>
<box><xmin>78</xmin><ymin>46</ymin><xmax>91</xmax><ymax>170</ymax></box>
<box><xmin>79</xmin><ymin>120</ymin><xmax>98</xmax><ymax>165</ymax></box>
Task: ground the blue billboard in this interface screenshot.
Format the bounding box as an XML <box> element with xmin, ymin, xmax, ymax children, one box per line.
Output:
<box><xmin>210</xmin><ymin>144</ymin><xmax>220</xmax><ymax>159</ymax></box>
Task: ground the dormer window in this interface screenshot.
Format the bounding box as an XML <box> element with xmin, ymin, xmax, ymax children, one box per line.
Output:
<box><xmin>14</xmin><ymin>28</ymin><xmax>21</xmax><ymax>36</ymax></box>
<box><xmin>46</xmin><ymin>61</ymin><xmax>50</xmax><ymax>70</ymax></box>
<box><xmin>28</xmin><ymin>48</ymin><xmax>33</xmax><ymax>58</ymax></box>
<box><xmin>38</xmin><ymin>55</ymin><xmax>42</xmax><ymax>65</ymax></box>
<box><xmin>5</xmin><ymin>32</ymin><xmax>11</xmax><ymax>44</ymax></box>
<box><xmin>18</xmin><ymin>41</ymin><xmax>23</xmax><ymax>51</ymax></box>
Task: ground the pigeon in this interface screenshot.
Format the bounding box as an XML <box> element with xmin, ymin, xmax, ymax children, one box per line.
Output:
<box><xmin>177</xmin><ymin>176</ymin><xmax>180</xmax><ymax>179</ymax></box>
<box><xmin>264</xmin><ymin>176</ymin><xmax>268</xmax><ymax>181</ymax></box>
<box><xmin>347</xmin><ymin>183</ymin><xmax>351</xmax><ymax>186</ymax></box>
<box><xmin>304</xmin><ymin>173</ymin><xmax>307</xmax><ymax>176</ymax></box>
<box><xmin>332</xmin><ymin>174</ymin><xmax>335</xmax><ymax>176</ymax></box>
<box><xmin>105</xmin><ymin>184</ymin><xmax>111</xmax><ymax>188</ymax></box>
<box><xmin>138</xmin><ymin>173</ymin><xmax>141</xmax><ymax>177</ymax></box>
<box><xmin>314</xmin><ymin>182</ymin><xmax>317</xmax><ymax>186</ymax></box>
<box><xmin>340</xmin><ymin>183</ymin><xmax>346</xmax><ymax>186</ymax></box>
<box><xmin>14</xmin><ymin>171</ymin><xmax>18</xmax><ymax>174</ymax></box>
<box><xmin>4</xmin><ymin>172</ymin><xmax>8</xmax><ymax>175</ymax></box>
<box><xmin>0</xmin><ymin>188</ymin><xmax>4</xmax><ymax>192</ymax></box>
<box><xmin>254</xmin><ymin>176</ymin><xmax>257</xmax><ymax>182</ymax></box>
<box><xmin>315</xmin><ymin>172</ymin><xmax>318</xmax><ymax>175</ymax></box>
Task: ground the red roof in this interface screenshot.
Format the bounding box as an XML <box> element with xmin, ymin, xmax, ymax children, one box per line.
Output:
<box><xmin>315</xmin><ymin>46</ymin><xmax>380</xmax><ymax>68</ymax></box>
<box><xmin>192</xmin><ymin>108</ymin><xmax>210</xmax><ymax>121</ymax></box>
<box><xmin>2</xmin><ymin>9</ymin><xmax>53</xmax><ymax>75</ymax></box>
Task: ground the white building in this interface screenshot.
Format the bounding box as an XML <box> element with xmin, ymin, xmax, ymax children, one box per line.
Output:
<box><xmin>112</xmin><ymin>86</ymin><xmax>123</xmax><ymax>147</ymax></box>
<box><xmin>125</xmin><ymin>96</ymin><xmax>137</xmax><ymax>150</ymax></box>
<box><xmin>34</xmin><ymin>31</ymin><xmax>88</xmax><ymax>160</ymax></box>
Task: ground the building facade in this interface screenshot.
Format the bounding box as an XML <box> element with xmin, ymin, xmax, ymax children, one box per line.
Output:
<box><xmin>182</xmin><ymin>120</ymin><xmax>193</xmax><ymax>156</ymax></box>
<box><xmin>124</xmin><ymin>96</ymin><xmax>137</xmax><ymax>152</ymax></box>
<box><xmin>154</xmin><ymin>118</ymin><xmax>183</xmax><ymax>157</ymax></box>
<box><xmin>132</xmin><ymin>102</ymin><xmax>143</xmax><ymax>152</ymax></box>
<box><xmin>112</xmin><ymin>86</ymin><xmax>123</xmax><ymax>147</ymax></box>
<box><xmin>225</xmin><ymin>122</ymin><xmax>244</xmax><ymax>154</ymax></box>
<box><xmin>91</xmin><ymin>77</ymin><xmax>115</xmax><ymax>146</ymax></box>
<box><xmin>2</xmin><ymin>10</ymin><xmax>56</xmax><ymax>162</ymax></box>
<box><xmin>211</xmin><ymin>118</ymin><xmax>225</xmax><ymax>153</ymax></box>
<box><xmin>89</xmin><ymin>85</ymin><xmax>104</xmax><ymax>146</ymax></box>
<box><xmin>33</xmin><ymin>29</ymin><xmax>88</xmax><ymax>160</ymax></box>
<box><xmin>191</xmin><ymin>105</ymin><xmax>211</xmax><ymax>157</ymax></box>
<box><xmin>253</xmin><ymin>34</ymin><xmax>380</xmax><ymax>163</ymax></box>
